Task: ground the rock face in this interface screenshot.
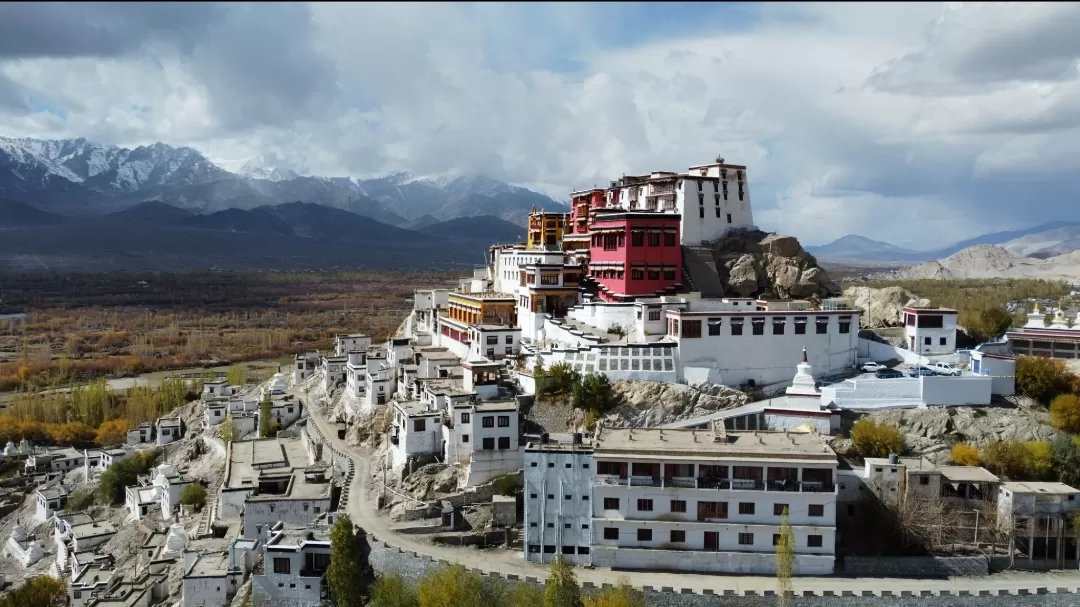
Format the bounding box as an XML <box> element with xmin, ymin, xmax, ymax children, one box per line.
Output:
<box><xmin>831</xmin><ymin>399</ymin><xmax>1060</xmax><ymax>466</ymax></box>
<box><xmin>712</xmin><ymin>230</ymin><xmax>840</xmax><ymax>298</ymax></box>
<box><xmin>400</xmin><ymin>463</ymin><xmax>461</xmax><ymax>500</ymax></box>
<box><xmin>569</xmin><ymin>380</ymin><xmax>749</xmax><ymax>429</ymax></box>
<box><xmin>843</xmin><ymin>286</ymin><xmax>931</xmax><ymax>328</ymax></box>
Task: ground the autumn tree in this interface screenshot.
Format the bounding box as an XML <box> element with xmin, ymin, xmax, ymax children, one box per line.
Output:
<box><xmin>417</xmin><ymin>563</ymin><xmax>486</xmax><ymax>607</ymax></box>
<box><xmin>583</xmin><ymin>578</ymin><xmax>644</xmax><ymax>607</ymax></box>
<box><xmin>775</xmin><ymin>506</ymin><xmax>794</xmax><ymax>606</ymax></box>
<box><xmin>968</xmin><ymin>306</ymin><xmax>1014</xmax><ymax>342</ymax></box>
<box><xmin>543</xmin><ymin>555</ymin><xmax>582</xmax><ymax>607</ymax></box>
<box><xmin>949</xmin><ymin>443</ymin><xmax>981</xmax><ymax>466</ymax></box>
<box><xmin>1051</xmin><ymin>434</ymin><xmax>1080</xmax><ymax>488</ymax></box>
<box><xmin>1050</xmin><ymin>394</ymin><xmax>1080</xmax><ymax>432</ymax></box>
<box><xmin>220</xmin><ymin>417</ymin><xmax>238</xmax><ymax>444</ymax></box>
<box><xmin>505</xmin><ymin>582</ymin><xmax>544</xmax><ymax>607</ymax></box>
<box><xmin>64</xmin><ymin>488</ymin><xmax>94</xmax><ymax>513</ymax></box>
<box><xmin>97</xmin><ymin>448</ymin><xmax>159</xmax><ymax>505</ymax></box>
<box><xmin>95</xmin><ymin>419</ymin><xmax>130</xmax><ymax>446</ymax></box>
<box><xmin>981</xmin><ymin>440</ymin><xmax>1053</xmax><ymax>480</ymax></box>
<box><xmin>259</xmin><ymin>395</ymin><xmax>272</xmax><ymax>438</ymax></box>
<box><xmin>328</xmin><ymin>514</ymin><xmax>367</xmax><ymax>607</ymax></box>
<box><xmin>848</xmin><ymin>418</ymin><xmax>905</xmax><ymax>458</ymax></box>
<box><xmin>0</xmin><ymin>574</ymin><xmax>66</xmax><ymax>607</ymax></box>
<box><xmin>180</xmin><ymin>483</ymin><xmax>208</xmax><ymax>512</ymax></box>
<box><xmin>50</xmin><ymin>422</ymin><xmax>97</xmax><ymax>448</ymax></box>
<box><xmin>227</xmin><ymin>367</ymin><xmax>247</xmax><ymax>386</ymax></box>
<box><xmin>1015</xmin><ymin>355</ymin><xmax>1074</xmax><ymax>403</ymax></box>
<box><xmin>369</xmin><ymin>572</ymin><xmax>419</xmax><ymax>607</ymax></box>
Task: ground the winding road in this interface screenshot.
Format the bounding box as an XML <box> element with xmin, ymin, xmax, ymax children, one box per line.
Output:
<box><xmin>304</xmin><ymin>396</ymin><xmax>1080</xmax><ymax>596</ymax></box>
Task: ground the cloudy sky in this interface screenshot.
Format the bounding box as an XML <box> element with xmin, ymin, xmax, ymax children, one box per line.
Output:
<box><xmin>1</xmin><ymin>2</ymin><xmax>1079</xmax><ymax>249</ymax></box>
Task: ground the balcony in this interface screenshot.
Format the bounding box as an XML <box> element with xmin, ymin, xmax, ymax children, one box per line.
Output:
<box><xmin>596</xmin><ymin>476</ymin><xmax>834</xmax><ymax>493</ymax></box>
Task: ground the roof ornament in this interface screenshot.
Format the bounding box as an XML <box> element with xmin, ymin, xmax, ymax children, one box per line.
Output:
<box><xmin>716</xmin><ymin>155</ymin><xmax>725</xmax><ymax>164</ymax></box>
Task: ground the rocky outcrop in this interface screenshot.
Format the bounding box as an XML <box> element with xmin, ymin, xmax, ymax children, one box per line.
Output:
<box><xmin>566</xmin><ymin>380</ymin><xmax>749</xmax><ymax>430</ymax></box>
<box><xmin>399</xmin><ymin>463</ymin><xmax>460</xmax><ymax>500</ymax></box>
<box><xmin>843</xmin><ymin>286</ymin><xmax>931</xmax><ymax>328</ymax></box>
<box><xmin>712</xmin><ymin>230</ymin><xmax>840</xmax><ymax>298</ymax></box>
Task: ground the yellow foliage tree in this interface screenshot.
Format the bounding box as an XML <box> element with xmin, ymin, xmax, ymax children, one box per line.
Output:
<box><xmin>95</xmin><ymin>419</ymin><xmax>130</xmax><ymax>447</ymax></box>
<box><xmin>849</xmin><ymin>418</ymin><xmax>906</xmax><ymax>458</ymax></box>
<box><xmin>50</xmin><ymin>422</ymin><xmax>97</xmax><ymax>448</ymax></box>
<box><xmin>1025</xmin><ymin>440</ymin><xmax>1054</xmax><ymax>480</ymax></box>
<box><xmin>583</xmin><ymin>578</ymin><xmax>644</xmax><ymax>607</ymax></box>
<box><xmin>949</xmin><ymin>443</ymin><xmax>981</xmax><ymax>466</ymax></box>
<box><xmin>416</xmin><ymin>564</ymin><xmax>486</xmax><ymax>607</ymax></box>
<box><xmin>1050</xmin><ymin>393</ymin><xmax>1080</xmax><ymax>432</ymax></box>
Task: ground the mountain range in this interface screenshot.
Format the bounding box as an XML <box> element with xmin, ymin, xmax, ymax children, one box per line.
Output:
<box><xmin>808</xmin><ymin>221</ymin><xmax>1080</xmax><ymax>264</ymax></box>
<box><xmin>0</xmin><ymin>198</ymin><xmax>526</xmax><ymax>272</ymax></box>
<box><xmin>0</xmin><ymin>136</ymin><xmax>565</xmax><ymax>226</ymax></box>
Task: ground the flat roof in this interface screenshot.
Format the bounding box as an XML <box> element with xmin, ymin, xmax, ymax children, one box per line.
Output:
<box><xmin>185</xmin><ymin>552</ymin><xmax>232</xmax><ymax>578</ymax></box>
<box><xmin>225</xmin><ymin>437</ymin><xmax>332</xmax><ymax>500</ymax></box>
<box><xmin>394</xmin><ymin>401</ymin><xmax>441</xmax><ymax>417</ymax></box>
<box><xmin>58</xmin><ymin>512</ymin><xmax>94</xmax><ymax>527</ymax></box>
<box><xmin>71</xmin><ymin>521</ymin><xmax>118</xmax><ymax>539</ymax></box>
<box><xmin>903</xmin><ymin>306</ymin><xmax>959</xmax><ymax>314</ymax></box>
<box><xmin>475</xmin><ymin>324</ymin><xmax>520</xmax><ymax>331</ymax></box>
<box><xmin>450</xmin><ymin>291</ymin><xmax>516</xmax><ymax>301</ymax></box>
<box><xmin>475</xmin><ymin>401</ymin><xmax>519</xmax><ymax>412</ymax></box>
<box><xmin>1003</xmin><ymin>481</ymin><xmax>1079</xmax><ymax>494</ymax></box>
<box><xmin>594</xmin><ymin>428</ymin><xmax>836</xmax><ymax>461</ymax></box>
<box><xmin>73</xmin><ymin>563</ymin><xmax>114</xmax><ymax>584</ymax></box>
<box><xmin>865</xmin><ymin>456</ymin><xmax>935</xmax><ymax>470</ymax></box>
<box><xmin>38</xmin><ymin>487</ymin><xmax>68</xmax><ymax>499</ymax></box>
<box><xmin>270</xmin><ymin>525</ymin><xmax>332</xmax><ymax>547</ymax></box>
<box><xmin>938</xmin><ymin>466</ymin><xmax>999</xmax><ymax>483</ymax></box>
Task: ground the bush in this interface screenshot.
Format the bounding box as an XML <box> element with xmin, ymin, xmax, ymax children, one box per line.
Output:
<box><xmin>1016</xmin><ymin>356</ymin><xmax>1075</xmax><ymax>404</ymax></box>
<box><xmin>97</xmin><ymin>448</ymin><xmax>159</xmax><ymax>505</ymax></box>
<box><xmin>0</xmin><ymin>575</ymin><xmax>66</xmax><ymax>607</ymax></box>
<box><xmin>417</xmin><ymin>563</ymin><xmax>486</xmax><ymax>607</ymax></box>
<box><xmin>491</xmin><ymin>473</ymin><xmax>522</xmax><ymax>497</ymax></box>
<box><xmin>949</xmin><ymin>443</ymin><xmax>981</xmax><ymax>466</ymax></box>
<box><xmin>1050</xmin><ymin>394</ymin><xmax>1080</xmax><ymax>432</ymax></box>
<box><xmin>370</xmin><ymin>572</ymin><xmax>418</xmax><ymax>607</ymax></box>
<box><xmin>535</xmin><ymin>363</ymin><xmax>580</xmax><ymax>400</ymax></box>
<box><xmin>968</xmin><ymin>306</ymin><xmax>1015</xmax><ymax>342</ymax></box>
<box><xmin>981</xmin><ymin>440</ymin><xmax>1053</xmax><ymax>480</ymax></box>
<box><xmin>180</xmin><ymin>483</ymin><xmax>208</xmax><ymax>511</ymax></box>
<box><xmin>65</xmin><ymin>488</ymin><xmax>94</xmax><ymax>513</ymax></box>
<box><xmin>572</xmin><ymin>373</ymin><xmax>616</xmax><ymax>414</ymax></box>
<box><xmin>848</xmin><ymin>418</ymin><xmax>905</xmax><ymax>458</ymax></box>
<box><xmin>95</xmin><ymin>419</ymin><xmax>130</xmax><ymax>446</ymax></box>
<box><xmin>1051</xmin><ymin>434</ymin><xmax>1080</xmax><ymax>488</ymax></box>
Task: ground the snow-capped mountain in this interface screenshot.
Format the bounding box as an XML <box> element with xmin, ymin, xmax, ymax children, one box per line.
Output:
<box><xmin>0</xmin><ymin>135</ymin><xmax>566</xmax><ymax>225</ymax></box>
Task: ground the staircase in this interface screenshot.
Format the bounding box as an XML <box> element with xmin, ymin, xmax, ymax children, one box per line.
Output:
<box><xmin>194</xmin><ymin>485</ymin><xmax>220</xmax><ymax>539</ymax></box>
<box><xmin>681</xmin><ymin>245</ymin><xmax>726</xmax><ymax>298</ymax></box>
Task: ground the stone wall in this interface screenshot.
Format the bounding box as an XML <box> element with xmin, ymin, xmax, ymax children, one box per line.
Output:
<box><xmin>843</xmin><ymin>556</ymin><xmax>988</xmax><ymax>577</ymax></box>
<box><xmin>366</xmin><ymin>536</ymin><xmax>1076</xmax><ymax>606</ymax></box>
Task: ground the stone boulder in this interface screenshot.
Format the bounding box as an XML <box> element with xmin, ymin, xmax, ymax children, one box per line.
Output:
<box><xmin>400</xmin><ymin>463</ymin><xmax>460</xmax><ymax>500</ymax></box>
<box><xmin>712</xmin><ymin>230</ymin><xmax>840</xmax><ymax>299</ymax></box>
<box><xmin>567</xmin><ymin>380</ymin><xmax>749</xmax><ymax>431</ymax></box>
<box><xmin>843</xmin><ymin>286</ymin><xmax>931</xmax><ymax>328</ymax></box>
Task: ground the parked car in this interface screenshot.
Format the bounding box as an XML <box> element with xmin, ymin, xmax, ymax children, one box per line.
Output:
<box><xmin>927</xmin><ymin>362</ymin><xmax>962</xmax><ymax>376</ymax></box>
<box><xmin>875</xmin><ymin>368</ymin><xmax>904</xmax><ymax>379</ymax></box>
<box><xmin>860</xmin><ymin>362</ymin><xmax>886</xmax><ymax>373</ymax></box>
<box><xmin>907</xmin><ymin>367</ymin><xmax>936</xmax><ymax>377</ymax></box>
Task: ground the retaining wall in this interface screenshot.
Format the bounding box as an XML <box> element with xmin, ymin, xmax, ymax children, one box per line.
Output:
<box><xmin>843</xmin><ymin>556</ymin><xmax>988</xmax><ymax>577</ymax></box>
<box><xmin>366</xmin><ymin>536</ymin><xmax>1078</xmax><ymax>606</ymax></box>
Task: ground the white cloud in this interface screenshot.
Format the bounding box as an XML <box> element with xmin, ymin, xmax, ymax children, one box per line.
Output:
<box><xmin>1</xmin><ymin>2</ymin><xmax>1079</xmax><ymax>249</ymax></box>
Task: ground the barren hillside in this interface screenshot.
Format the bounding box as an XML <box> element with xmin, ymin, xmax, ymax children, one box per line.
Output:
<box><xmin>880</xmin><ymin>245</ymin><xmax>1080</xmax><ymax>281</ymax></box>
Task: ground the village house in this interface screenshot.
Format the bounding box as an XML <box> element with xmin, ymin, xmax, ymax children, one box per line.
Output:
<box><xmin>293</xmin><ymin>351</ymin><xmax>321</xmax><ymax>385</ymax></box>
<box><xmin>251</xmin><ymin>522</ymin><xmax>332</xmax><ymax>606</ymax></box>
<box><xmin>126</xmin><ymin>422</ymin><xmax>155</xmax><ymax>446</ymax></box>
<box><xmin>320</xmin><ymin>354</ymin><xmax>348</xmax><ymax>392</ymax></box>
<box><xmin>156</xmin><ymin>417</ymin><xmax>184</xmax><ymax>446</ymax></box>
<box><xmin>998</xmin><ymin>481</ymin><xmax>1080</xmax><ymax>569</ymax></box>
<box><xmin>215</xmin><ymin>437</ymin><xmax>333</xmax><ymax>541</ymax></box>
<box><xmin>202</xmin><ymin>380</ymin><xmax>237</xmax><ymax>399</ymax></box>
<box><xmin>34</xmin><ymin>486</ymin><xmax>69</xmax><ymax>523</ymax></box>
<box><xmin>124</xmin><ymin>461</ymin><xmax>198</xmax><ymax>521</ymax></box>
<box><xmin>25</xmin><ymin>446</ymin><xmax>83</xmax><ymax>475</ymax></box>
<box><xmin>82</xmin><ymin>447</ymin><xmax>134</xmax><ymax>479</ymax></box>
<box><xmin>902</xmin><ymin>306</ymin><xmax>959</xmax><ymax>356</ymax></box>
<box><xmin>182</xmin><ymin>551</ymin><xmax>246</xmax><ymax>607</ymax></box>
<box><xmin>335</xmin><ymin>333</ymin><xmax>372</xmax><ymax>356</ymax></box>
<box><xmin>388</xmin><ymin>401</ymin><xmax>443</xmax><ymax>472</ymax></box>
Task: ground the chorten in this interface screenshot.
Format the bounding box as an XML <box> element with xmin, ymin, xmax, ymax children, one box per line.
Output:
<box><xmin>1025</xmin><ymin>302</ymin><xmax>1046</xmax><ymax>329</ymax></box>
<box><xmin>785</xmin><ymin>349</ymin><xmax>820</xmax><ymax>399</ymax></box>
<box><xmin>3</xmin><ymin>441</ymin><xmax>15</xmax><ymax>457</ymax></box>
<box><xmin>164</xmin><ymin>511</ymin><xmax>187</xmax><ymax>554</ymax></box>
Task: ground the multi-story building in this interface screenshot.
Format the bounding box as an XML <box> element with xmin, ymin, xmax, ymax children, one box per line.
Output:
<box><xmin>439</xmin><ymin>291</ymin><xmax>518</xmax><ymax>359</ymax></box>
<box><xmin>902</xmin><ymin>306</ymin><xmax>958</xmax><ymax>356</ymax></box>
<box><xmin>524</xmin><ymin>427</ymin><xmax>838</xmax><ymax>575</ymax></box>
<box><xmin>998</xmin><ymin>481</ymin><xmax>1080</xmax><ymax>569</ymax></box>
<box><xmin>293</xmin><ymin>351</ymin><xmax>321</xmax><ymax>384</ymax></box>
<box><xmin>252</xmin><ymin>522</ymin><xmax>331</xmax><ymax>606</ymax></box>
<box><xmin>567</xmin><ymin>188</ymin><xmax>607</xmax><ymax>252</ymax></box>
<box><xmin>1007</xmin><ymin>304</ymin><xmax>1080</xmax><ymax>360</ymax></box>
<box><xmin>156</xmin><ymin>417</ymin><xmax>183</xmax><ymax>446</ymax></box>
<box><xmin>334</xmin><ymin>333</ymin><xmax>372</xmax><ymax>356</ymax></box>
<box><xmin>527</xmin><ymin>210</ymin><xmax>569</xmax><ymax>249</ymax></box>
<box><xmin>587</xmin><ymin>210</ymin><xmax>683</xmax><ymax>302</ymax></box>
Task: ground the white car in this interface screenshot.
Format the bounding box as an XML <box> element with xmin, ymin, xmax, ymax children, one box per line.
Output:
<box><xmin>927</xmin><ymin>362</ymin><xmax>962</xmax><ymax>376</ymax></box>
<box><xmin>860</xmin><ymin>362</ymin><xmax>885</xmax><ymax>373</ymax></box>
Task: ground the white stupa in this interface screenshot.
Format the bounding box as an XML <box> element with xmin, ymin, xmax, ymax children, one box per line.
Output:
<box><xmin>164</xmin><ymin>511</ymin><xmax>187</xmax><ymax>555</ymax></box>
<box><xmin>11</xmin><ymin>522</ymin><xmax>27</xmax><ymax>543</ymax></box>
<box><xmin>17</xmin><ymin>439</ymin><xmax>29</xmax><ymax>455</ymax></box>
<box><xmin>155</xmin><ymin>461</ymin><xmax>176</xmax><ymax>484</ymax></box>
<box><xmin>1025</xmin><ymin>303</ymin><xmax>1046</xmax><ymax>329</ymax></box>
<box><xmin>785</xmin><ymin>349</ymin><xmax>820</xmax><ymax>400</ymax></box>
<box><xmin>3</xmin><ymin>441</ymin><xmax>15</xmax><ymax>457</ymax></box>
<box><xmin>1049</xmin><ymin>308</ymin><xmax>1071</xmax><ymax>330</ymax></box>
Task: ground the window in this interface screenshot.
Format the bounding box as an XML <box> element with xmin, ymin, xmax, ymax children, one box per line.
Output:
<box><xmin>794</xmin><ymin>317</ymin><xmax>807</xmax><ymax>335</ymax></box>
<box><xmin>273</xmin><ymin>558</ymin><xmax>291</xmax><ymax>574</ymax></box>
<box><xmin>648</xmin><ymin>309</ymin><xmax>661</xmax><ymax>321</ymax></box>
<box><xmin>637</xmin><ymin>529</ymin><xmax>652</xmax><ymax>541</ymax></box>
<box><xmin>840</xmin><ymin>320</ymin><xmax>851</xmax><ymax>334</ymax></box>
<box><xmin>727</xmin><ymin>213</ymin><xmax>732</xmax><ymax>223</ymax></box>
<box><xmin>414</xmin><ymin>419</ymin><xmax>426</xmax><ymax>432</ymax></box>
<box><xmin>663</xmin><ymin>268</ymin><xmax>676</xmax><ymax>280</ymax></box>
<box><xmin>773</xmin><ymin>534</ymin><xmax>782</xmax><ymax>546</ymax></box>
<box><xmin>565</xmin><ymin>463</ymin><xmax>571</xmax><ymax>468</ymax></box>
<box><xmin>648</xmin><ymin>232</ymin><xmax>660</xmax><ymax>247</ymax></box>
<box><xmin>582</xmin><ymin>495</ymin><xmax>589</xmax><ymax>501</ymax></box>
<box><xmin>664</xmin><ymin>232</ymin><xmax>676</xmax><ymax>246</ymax></box>
<box><xmin>530</xmin><ymin>462</ymin><xmax>537</xmax><ymax>468</ymax></box>
<box><xmin>547</xmin><ymin>494</ymin><xmax>554</xmax><ymax>500</ymax></box>
<box><xmin>808</xmin><ymin>535</ymin><xmax>823</xmax><ymax>548</ymax></box>
<box><xmin>699</xmin><ymin>205</ymin><xmax>705</xmax><ymax>219</ymax></box>
<box><xmin>498</xmin><ymin>415</ymin><xmax>510</xmax><ymax>427</ymax></box>
<box><xmin>648</xmin><ymin>270</ymin><xmax>660</xmax><ymax>280</ymax></box>
<box><xmin>530</xmin><ymin>493</ymin><xmax>537</xmax><ymax>499</ymax></box>
<box><xmin>808</xmin><ymin>504</ymin><xmax>824</xmax><ymax>517</ymax></box>
<box><xmin>461</xmin><ymin>412</ymin><xmax>470</xmax><ymax>423</ymax></box>
<box><xmin>773</xmin><ymin>321</ymin><xmax>785</xmax><ymax>335</ymax></box>
<box><xmin>482</xmin><ymin>416</ymin><xmax>495</xmax><ymax>428</ymax></box>
<box><xmin>505</xmin><ymin>335</ymin><xmax>514</xmax><ymax>344</ymax></box>
<box><xmin>547</xmin><ymin>523</ymin><xmax>554</xmax><ymax>528</ymax></box>
<box><xmin>603</xmin><ymin>528</ymin><xmax>619</xmax><ymax>540</ymax></box>
<box><xmin>816</xmin><ymin>317</ymin><xmax>829</xmax><ymax>334</ymax></box>
<box><xmin>498</xmin><ymin>437</ymin><xmax>510</xmax><ymax>449</ymax></box>
<box><xmin>671</xmin><ymin>500</ymin><xmax>687</xmax><ymax>513</ymax></box>
<box><xmin>731</xmin><ymin>322</ymin><xmax>743</xmax><ymax>336</ymax></box>
<box><xmin>631</xmin><ymin>269</ymin><xmax>644</xmax><ymax>281</ymax></box>
<box><xmin>486</xmin><ymin>347</ymin><xmax>495</xmax><ymax>357</ymax></box>
<box><xmin>670</xmin><ymin>530</ymin><xmax>686</xmax><ymax>543</ymax></box>
<box><xmin>582</xmin><ymin>523</ymin><xmax>589</xmax><ymax>529</ymax></box>
<box><xmin>924</xmin><ymin>336</ymin><xmax>932</xmax><ymax>346</ymax></box>
<box><xmin>739</xmin><ymin>502</ymin><xmax>755</xmax><ymax>515</ymax></box>
<box><xmin>738</xmin><ymin>533</ymin><xmax>753</xmax><ymax>546</ymax></box>
<box><xmin>682</xmin><ymin>320</ymin><xmax>702</xmax><ymax>339</ymax></box>
<box><xmin>919</xmin><ymin>476</ymin><xmax>929</xmax><ymax>485</ymax></box>
<box><xmin>939</xmin><ymin>337</ymin><xmax>947</xmax><ymax>346</ymax></box>
<box><xmin>486</xmin><ymin>335</ymin><xmax>498</xmax><ymax>345</ymax></box>
<box><xmin>583</xmin><ymin>463</ymin><xmax>590</xmax><ymax>469</ymax></box>
<box><xmin>562</xmin><ymin>545</ymin><xmax>575</xmax><ymax>554</ymax></box>
<box><xmin>631</xmin><ymin>231</ymin><xmax>644</xmax><ymax>247</ymax></box>
<box><xmin>637</xmin><ymin>499</ymin><xmax>653</xmax><ymax>512</ymax></box>
<box><xmin>483</xmin><ymin>437</ymin><xmax>495</xmax><ymax>450</ymax></box>
<box><xmin>773</xmin><ymin>503</ymin><xmax>788</xmax><ymax>516</ymax></box>
<box><xmin>752</xmin><ymin>320</ymin><xmax>765</xmax><ymax>336</ymax></box>
<box><xmin>706</xmin><ymin>318</ymin><xmax>722</xmax><ymax>336</ymax></box>
<box><xmin>715</xmin><ymin>207</ymin><xmax>722</xmax><ymax>218</ymax></box>
<box><xmin>603</xmin><ymin>497</ymin><xmax>619</xmax><ymax>510</ymax></box>
<box><xmin>505</xmin><ymin>347</ymin><xmax>513</xmax><ymax>355</ymax></box>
